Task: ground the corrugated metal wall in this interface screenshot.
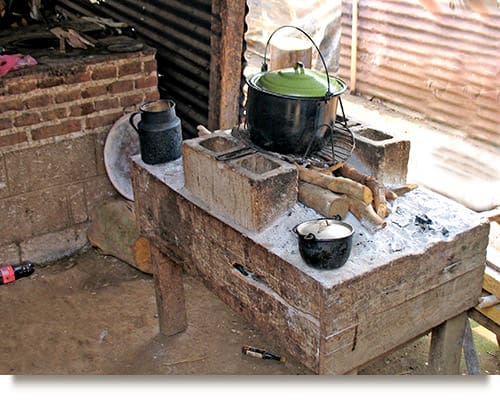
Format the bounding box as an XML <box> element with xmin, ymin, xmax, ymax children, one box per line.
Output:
<box><xmin>340</xmin><ymin>0</ymin><xmax>500</xmax><ymax>146</ymax></box>
<box><xmin>55</xmin><ymin>0</ymin><xmax>224</xmax><ymax>138</ymax></box>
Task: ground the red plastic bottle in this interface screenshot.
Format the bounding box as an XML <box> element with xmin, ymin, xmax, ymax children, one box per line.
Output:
<box><xmin>0</xmin><ymin>263</ymin><xmax>35</xmax><ymax>285</ymax></box>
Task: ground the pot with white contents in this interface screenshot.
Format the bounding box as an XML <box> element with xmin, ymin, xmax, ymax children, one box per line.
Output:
<box><xmin>293</xmin><ymin>217</ymin><xmax>354</xmax><ymax>269</ymax></box>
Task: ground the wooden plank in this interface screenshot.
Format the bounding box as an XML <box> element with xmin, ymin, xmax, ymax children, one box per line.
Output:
<box><xmin>428</xmin><ymin>312</ymin><xmax>468</xmax><ymax>375</ymax></box>
<box><xmin>150</xmin><ymin>245</ymin><xmax>187</xmax><ymax>336</ymax></box>
<box><xmin>321</xmin><ymin>222</ymin><xmax>489</xmax><ymax>336</ymax></box>
<box><xmin>483</xmin><ymin>266</ymin><xmax>500</xmax><ymax>297</ymax></box>
<box><xmin>320</xmin><ymin>269</ymin><xmax>482</xmax><ymax>374</ymax></box>
<box><xmin>468</xmin><ymin>308</ymin><xmax>500</xmax><ymax>338</ymax></box>
<box><xmin>474</xmin><ymin>302</ymin><xmax>500</xmax><ymax>325</ymax></box>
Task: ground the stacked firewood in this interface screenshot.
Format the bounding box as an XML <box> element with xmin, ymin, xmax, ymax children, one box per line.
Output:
<box><xmin>296</xmin><ymin>162</ymin><xmax>417</xmax><ymax>230</ymax></box>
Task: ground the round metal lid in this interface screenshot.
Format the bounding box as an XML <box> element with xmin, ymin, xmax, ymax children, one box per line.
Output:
<box><xmin>254</xmin><ymin>62</ymin><xmax>343</xmax><ymax>98</ymax></box>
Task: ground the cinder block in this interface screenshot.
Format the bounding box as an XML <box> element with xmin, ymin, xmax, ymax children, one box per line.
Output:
<box><xmin>348</xmin><ymin>127</ymin><xmax>410</xmax><ymax>186</ymax></box>
<box><xmin>182</xmin><ymin>133</ymin><xmax>297</xmax><ymax>232</ymax></box>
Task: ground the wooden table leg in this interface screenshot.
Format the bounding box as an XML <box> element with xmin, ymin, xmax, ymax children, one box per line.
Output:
<box><xmin>150</xmin><ymin>245</ymin><xmax>187</xmax><ymax>336</ymax></box>
<box><xmin>462</xmin><ymin>318</ymin><xmax>481</xmax><ymax>375</ymax></box>
<box><xmin>428</xmin><ymin>312</ymin><xmax>467</xmax><ymax>374</ymax></box>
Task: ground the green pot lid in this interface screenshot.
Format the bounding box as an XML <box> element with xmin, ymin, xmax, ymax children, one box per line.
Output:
<box><xmin>254</xmin><ymin>62</ymin><xmax>343</xmax><ymax>97</ymax></box>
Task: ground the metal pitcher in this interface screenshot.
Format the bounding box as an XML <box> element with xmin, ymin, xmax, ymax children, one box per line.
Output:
<box><xmin>129</xmin><ymin>99</ymin><xmax>182</xmax><ymax>165</ymax></box>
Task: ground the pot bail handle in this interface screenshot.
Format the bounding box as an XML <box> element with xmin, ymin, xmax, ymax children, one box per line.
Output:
<box><xmin>262</xmin><ymin>25</ymin><xmax>332</xmax><ymax>97</ymax></box>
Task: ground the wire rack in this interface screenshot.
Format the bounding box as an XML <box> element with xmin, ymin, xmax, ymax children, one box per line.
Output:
<box><xmin>232</xmin><ymin>98</ymin><xmax>355</xmax><ymax>168</ymax></box>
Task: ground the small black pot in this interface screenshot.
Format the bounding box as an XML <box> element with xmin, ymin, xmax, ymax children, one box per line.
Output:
<box><xmin>293</xmin><ymin>218</ymin><xmax>354</xmax><ymax>270</ymax></box>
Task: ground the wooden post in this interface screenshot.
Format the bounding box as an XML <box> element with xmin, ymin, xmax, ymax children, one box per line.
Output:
<box><xmin>150</xmin><ymin>245</ymin><xmax>187</xmax><ymax>336</ymax></box>
<box><xmin>350</xmin><ymin>0</ymin><xmax>359</xmax><ymax>93</ymax></box>
<box><xmin>209</xmin><ymin>0</ymin><xmax>247</xmax><ymax>130</ymax></box>
<box><xmin>428</xmin><ymin>312</ymin><xmax>467</xmax><ymax>374</ymax></box>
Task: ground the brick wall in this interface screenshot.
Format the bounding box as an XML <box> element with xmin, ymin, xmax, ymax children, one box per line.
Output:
<box><xmin>0</xmin><ymin>47</ymin><xmax>159</xmax><ymax>265</ymax></box>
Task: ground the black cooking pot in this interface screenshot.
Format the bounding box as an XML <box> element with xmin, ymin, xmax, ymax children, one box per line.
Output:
<box><xmin>245</xmin><ymin>26</ymin><xmax>347</xmax><ymax>155</ymax></box>
<box><xmin>293</xmin><ymin>217</ymin><xmax>354</xmax><ymax>270</ymax></box>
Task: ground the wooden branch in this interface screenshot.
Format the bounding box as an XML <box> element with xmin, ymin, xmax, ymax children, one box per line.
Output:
<box><xmin>385</xmin><ymin>189</ymin><xmax>398</xmax><ymax>200</ymax></box>
<box><xmin>296</xmin><ymin>164</ymin><xmax>372</xmax><ymax>204</ymax></box>
<box><xmin>50</xmin><ymin>27</ymin><xmax>95</xmax><ymax>49</ymax></box>
<box><xmin>390</xmin><ymin>184</ymin><xmax>418</xmax><ymax>196</ymax></box>
<box><xmin>337</xmin><ymin>163</ymin><xmax>389</xmax><ymax>218</ymax></box>
<box><xmin>315</xmin><ymin>162</ymin><xmax>345</xmax><ymax>175</ymax></box>
<box><xmin>347</xmin><ymin>196</ymin><xmax>387</xmax><ymax>230</ymax></box>
<box><xmin>365</xmin><ymin>175</ymin><xmax>390</xmax><ymax>218</ymax></box>
<box><xmin>298</xmin><ymin>181</ymin><xmax>349</xmax><ymax>219</ymax></box>
<box><xmin>337</xmin><ymin>163</ymin><xmax>365</xmax><ymax>183</ymax></box>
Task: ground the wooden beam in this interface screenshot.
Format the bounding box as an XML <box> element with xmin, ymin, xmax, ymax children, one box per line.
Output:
<box><xmin>151</xmin><ymin>245</ymin><xmax>187</xmax><ymax>336</ymax></box>
<box><xmin>209</xmin><ymin>0</ymin><xmax>247</xmax><ymax>130</ymax></box>
<box><xmin>428</xmin><ymin>312</ymin><xmax>468</xmax><ymax>374</ymax></box>
<box><xmin>468</xmin><ymin>308</ymin><xmax>500</xmax><ymax>339</ymax></box>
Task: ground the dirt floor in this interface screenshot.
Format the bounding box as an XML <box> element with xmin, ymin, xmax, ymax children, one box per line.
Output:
<box><xmin>0</xmin><ymin>245</ymin><xmax>498</xmax><ymax>376</ymax></box>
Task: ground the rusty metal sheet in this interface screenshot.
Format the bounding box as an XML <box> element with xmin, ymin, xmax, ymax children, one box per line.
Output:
<box><xmin>340</xmin><ymin>0</ymin><xmax>500</xmax><ymax>146</ymax></box>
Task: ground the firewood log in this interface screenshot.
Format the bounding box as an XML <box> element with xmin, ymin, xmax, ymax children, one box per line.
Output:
<box><xmin>347</xmin><ymin>197</ymin><xmax>387</xmax><ymax>230</ymax></box>
<box><xmin>337</xmin><ymin>163</ymin><xmax>389</xmax><ymax>218</ymax></box>
<box><xmin>50</xmin><ymin>27</ymin><xmax>95</xmax><ymax>50</ymax></box>
<box><xmin>385</xmin><ymin>189</ymin><xmax>398</xmax><ymax>200</ymax></box>
<box><xmin>298</xmin><ymin>181</ymin><xmax>349</xmax><ymax>219</ymax></box>
<box><xmin>365</xmin><ymin>175</ymin><xmax>390</xmax><ymax>218</ymax></box>
<box><xmin>296</xmin><ymin>164</ymin><xmax>373</xmax><ymax>204</ymax></box>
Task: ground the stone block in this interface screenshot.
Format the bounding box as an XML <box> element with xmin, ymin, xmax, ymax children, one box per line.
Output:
<box><xmin>20</xmin><ymin>224</ymin><xmax>88</xmax><ymax>264</ymax></box>
<box><xmin>84</xmin><ymin>175</ymin><xmax>118</xmax><ymax>214</ymax></box>
<box><xmin>4</xmin><ymin>135</ymin><xmax>97</xmax><ymax>194</ymax></box>
<box><xmin>182</xmin><ymin>133</ymin><xmax>298</xmax><ymax>232</ymax></box>
<box><xmin>348</xmin><ymin>126</ymin><xmax>410</xmax><ymax>186</ymax></box>
<box><xmin>87</xmin><ymin>198</ymin><xmax>152</xmax><ymax>274</ymax></box>
<box><xmin>0</xmin><ymin>186</ymin><xmax>72</xmax><ymax>244</ymax></box>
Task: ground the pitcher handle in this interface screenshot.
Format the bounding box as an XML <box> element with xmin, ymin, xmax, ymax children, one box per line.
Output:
<box><xmin>129</xmin><ymin>112</ymin><xmax>141</xmax><ymax>134</ymax></box>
